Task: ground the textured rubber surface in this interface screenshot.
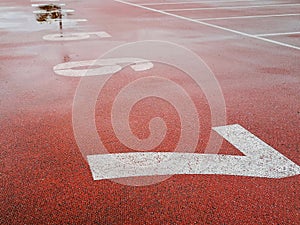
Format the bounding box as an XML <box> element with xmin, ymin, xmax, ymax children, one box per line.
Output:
<box><xmin>1</xmin><ymin>0</ymin><xmax>299</xmax><ymax>224</ymax></box>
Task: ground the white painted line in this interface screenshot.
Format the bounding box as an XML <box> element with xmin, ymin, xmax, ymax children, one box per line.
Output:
<box><xmin>141</xmin><ymin>0</ymin><xmax>257</xmax><ymax>6</ymax></box>
<box><xmin>256</xmin><ymin>31</ymin><xmax>300</xmax><ymax>37</ymax></box>
<box><xmin>44</xmin><ymin>31</ymin><xmax>111</xmax><ymax>41</ymax></box>
<box><xmin>164</xmin><ymin>3</ymin><xmax>300</xmax><ymax>12</ymax></box>
<box><xmin>31</xmin><ymin>3</ymin><xmax>65</xmax><ymax>7</ymax></box>
<box><xmin>31</xmin><ymin>0</ymin><xmax>59</xmax><ymax>2</ymax></box>
<box><xmin>114</xmin><ymin>0</ymin><xmax>300</xmax><ymax>50</ymax></box>
<box><xmin>198</xmin><ymin>13</ymin><xmax>300</xmax><ymax>21</ymax></box>
<box><xmin>51</xmin><ymin>18</ymin><xmax>87</xmax><ymax>22</ymax></box>
<box><xmin>87</xmin><ymin>124</ymin><xmax>300</xmax><ymax>180</ymax></box>
<box><xmin>33</xmin><ymin>9</ymin><xmax>74</xmax><ymax>13</ymax></box>
<box><xmin>53</xmin><ymin>58</ymin><xmax>153</xmax><ymax>76</ymax></box>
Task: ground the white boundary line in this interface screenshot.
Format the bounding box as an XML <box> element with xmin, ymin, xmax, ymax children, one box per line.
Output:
<box><xmin>141</xmin><ymin>0</ymin><xmax>257</xmax><ymax>6</ymax></box>
<box><xmin>198</xmin><ymin>13</ymin><xmax>300</xmax><ymax>21</ymax></box>
<box><xmin>31</xmin><ymin>3</ymin><xmax>65</xmax><ymax>7</ymax></box>
<box><xmin>164</xmin><ymin>3</ymin><xmax>300</xmax><ymax>12</ymax></box>
<box><xmin>33</xmin><ymin>9</ymin><xmax>74</xmax><ymax>13</ymax></box>
<box><xmin>256</xmin><ymin>31</ymin><xmax>300</xmax><ymax>37</ymax></box>
<box><xmin>31</xmin><ymin>0</ymin><xmax>59</xmax><ymax>1</ymax></box>
<box><xmin>114</xmin><ymin>0</ymin><xmax>300</xmax><ymax>50</ymax></box>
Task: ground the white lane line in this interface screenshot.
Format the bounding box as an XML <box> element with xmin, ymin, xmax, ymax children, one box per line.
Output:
<box><xmin>114</xmin><ymin>0</ymin><xmax>300</xmax><ymax>50</ymax></box>
<box><xmin>87</xmin><ymin>124</ymin><xmax>300</xmax><ymax>180</ymax></box>
<box><xmin>31</xmin><ymin>3</ymin><xmax>65</xmax><ymax>7</ymax></box>
<box><xmin>31</xmin><ymin>0</ymin><xmax>59</xmax><ymax>2</ymax></box>
<box><xmin>198</xmin><ymin>13</ymin><xmax>300</xmax><ymax>21</ymax></box>
<box><xmin>51</xmin><ymin>18</ymin><xmax>87</xmax><ymax>22</ymax></box>
<box><xmin>256</xmin><ymin>31</ymin><xmax>300</xmax><ymax>37</ymax></box>
<box><xmin>33</xmin><ymin>9</ymin><xmax>74</xmax><ymax>13</ymax></box>
<box><xmin>164</xmin><ymin>3</ymin><xmax>300</xmax><ymax>12</ymax></box>
<box><xmin>141</xmin><ymin>0</ymin><xmax>257</xmax><ymax>6</ymax></box>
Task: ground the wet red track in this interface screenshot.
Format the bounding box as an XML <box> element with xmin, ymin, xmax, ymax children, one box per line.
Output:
<box><xmin>1</xmin><ymin>0</ymin><xmax>300</xmax><ymax>224</ymax></box>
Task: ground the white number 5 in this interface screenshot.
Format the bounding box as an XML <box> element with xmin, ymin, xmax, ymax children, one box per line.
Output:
<box><xmin>53</xmin><ymin>58</ymin><xmax>153</xmax><ymax>77</ymax></box>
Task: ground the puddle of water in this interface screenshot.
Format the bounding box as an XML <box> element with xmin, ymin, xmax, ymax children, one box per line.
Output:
<box><xmin>0</xmin><ymin>21</ymin><xmax>20</xmax><ymax>29</ymax></box>
<box><xmin>37</xmin><ymin>4</ymin><xmax>61</xmax><ymax>11</ymax></box>
<box><xmin>0</xmin><ymin>3</ymin><xmax>80</xmax><ymax>32</ymax></box>
<box><xmin>33</xmin><ymin>4</ymin><xmax>72</xmax><ymax>24</ymax></box>
<box><xmin>0</xmin><ymin>7</ymin><xmax>31</xmax><ymax>30</ymax></box>
<box><xmin>36</xmin><ymin>11</ymin><xmax>61</xmax><ymax>23</ymax></box>
<box><xmin>32</xmin><ymin>3</ymin><xmax>79</xmax><ymax>33</ymax></box>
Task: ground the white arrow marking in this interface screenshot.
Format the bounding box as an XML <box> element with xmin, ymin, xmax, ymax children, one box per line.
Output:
<box><xmin>87</xmin><ymin>124</ymin><xmax>300</xmax><ymax>180</ymax></box>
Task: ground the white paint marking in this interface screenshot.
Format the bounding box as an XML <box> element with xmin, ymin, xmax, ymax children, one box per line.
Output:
<box><xmin>43</xmin><ymin>31</ymin><xmax>111</xmax><ymax>41</ymax></box>
<box><xmin>51</xmin><ymin>18</ymin><xmax>87</xmax><ymax>22</ymax></box>
<box><xmin>31</xmin><ymin>3</ymin><xmax>65</xmax><ymax>7</ymax></box>
<box><xmin>31</xmin><ymin>0</ymin><xmax>59</xmax><ymax>2</ymax></box>
<box><xmin>33</xmin><ymin>9</ymin><xmax>74</xmax><ymax>14</ymax></box>
<box><xmin>256</xmin><ymin>31</ymin><xmax>300</xmax><ymax>37</ymax></box>
<box><xmin>198</xmin><ymin>13</ymin><xmax>300</xmax><ymax>21</ymax></box>
<box><xmin>53</xmin><ymin>58</ymin><xmax>153</xmax><ymax>77</ymax></box>
<box><xmin>87</xmin><ymin>124</ymin><xmax>300</xmax><ymax>180</ymax></box>
<box><xmin>114</xmin><ymin>0</ymin><xmax>300</xmax><ymax>50</ymax></box>
<box><xmin>164</xmin><ymin>3</ymin><xmax>300</xmax><ymax>12</ymax></box>
<box><xmin>141</xmin><ymin>0</ymin><xmax>257</xmax><ymax>6</ymax></box>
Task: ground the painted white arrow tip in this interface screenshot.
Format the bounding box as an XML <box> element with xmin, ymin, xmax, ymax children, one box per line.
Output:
<box><xmin>213</xmin><ymin>124</ymin><xmax>300</xmax><ymax>178</ymax></box>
